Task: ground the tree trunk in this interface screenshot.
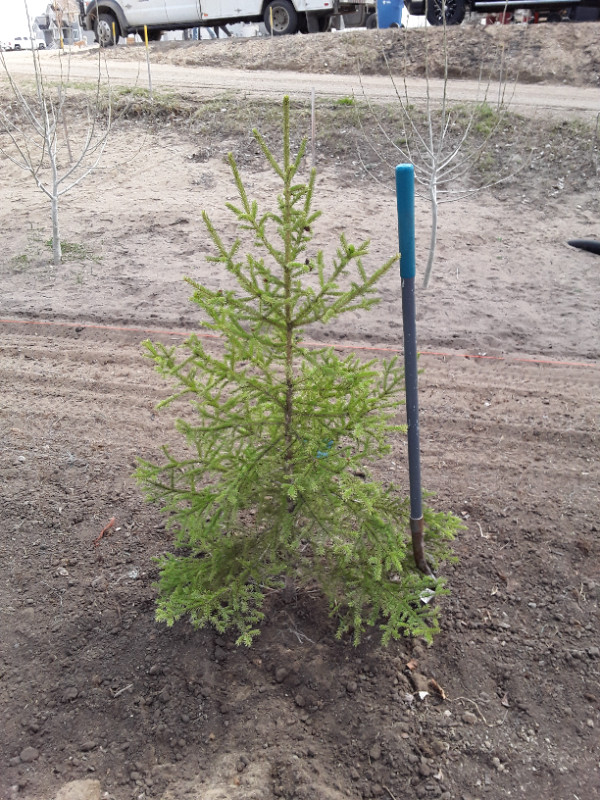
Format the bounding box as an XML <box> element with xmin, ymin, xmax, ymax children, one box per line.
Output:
<box><xmin>51</xmin><ymin>192</ymin><xmax>61</xmax><ymax>266</ymax></box>
<box><xmin>423</xmin><ymin>178</ymin><xmax>438</xmax><ymax>288</ymax></box>
<box><xmin>283</xmin><ymin>205</ymin><xmax>295</xmax><ymax>511</ymax></box>
<box><xmin>50</xmin><ymin>135</ymin><xmax>62</xmax><ymax>266</ymax></box>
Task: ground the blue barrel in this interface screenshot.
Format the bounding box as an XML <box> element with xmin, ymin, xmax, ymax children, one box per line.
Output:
<box><xmin>377</xmin><ymin>0</ymin><xmax>403</xmax><ymax>27</ymax></box>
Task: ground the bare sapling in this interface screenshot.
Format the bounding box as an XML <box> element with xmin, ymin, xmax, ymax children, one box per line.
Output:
<box><xmin>0</xmin><ymin>0</ymin><xmax>111</xmax><ymax>266</ymax></box>
<box><xmin>358</xmin><ymin>3</ymin><xmax>520</xmax><ymax>287</ymax></box>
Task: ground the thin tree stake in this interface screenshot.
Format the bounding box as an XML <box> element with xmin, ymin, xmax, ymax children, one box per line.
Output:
<box><xmin>144</xmin><ymin>26</ymin><xmax>153</xmax><ymax>101</ymax></box>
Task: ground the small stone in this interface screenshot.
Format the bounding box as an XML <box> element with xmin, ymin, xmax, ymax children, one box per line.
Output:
<box><xmin>346</xmin><ymin>681</ymin><xmax>358</xmax><ymax>694</ymax></box>
<box><xmin>369</xmin><ymin>743</ymin><xmax>382</xmax><ymax>762</ymax></box>
<box><xmin>19</xmin><ymin>747</ymin><xmax>39</xmax><ymax>763</ymax></box>
<box><xmin>588</xmin><ymin>647</ymin><xmax>600</xmax><ymax>658</ymax></box>
<box><xmin>148</xmin><ymin>664</ymin><xmax>161</xmax><ymax>676</ymax></box>
<box><xmin>587</xmin><ymin>719</ymin><xmax>594</xmax><ymax>728</ymax></box>
<box><xmin>130</xmin><ymin>771</ymin><xmax>142</xmax><ymax>782</ymax></box>
<box><xmin>350</xmin><ymin>768</ymin><xmax>360</xmax><ymax>781</ymax></box>
<box><xmin>62</xmin><ymin>687</ymin><xmax>78</xmax><ymax>703</ymax></box>
<box><xmin>275</xmin><ymin>667</ymin><xmax>289</xmax><ymax>683</ymax></box>
<box><xmin>80</xmin><ymin>742</ymin><xmax>97</xmax><ymax>753</ymax></box>
<box><xmin>236</xmin><ymin>761</ymin><xmax>246</xmax><ymax>773</ymax></box>
<box><xmin>214</xmin><ymin>646</ymin><xmax>227</xmax><ymax>662</ymax></box>
<box><xmin>462</xmin><ymin>712</ymin><xmax>478</xmax><ymax>725</ymax></box>
<box><xmin>411</xmin><ymin>668</ymin><xmax>432</xmax><ymax>691</ymax></box>
<box><xmin>419</xmin><ymin>762</ymin><xmax>433</xmax><ymax>778</ymax></box>
<box><xmin>294</xmin><ymin>694</ymin><xmax>306</xmax><ymax>708</ymax></box>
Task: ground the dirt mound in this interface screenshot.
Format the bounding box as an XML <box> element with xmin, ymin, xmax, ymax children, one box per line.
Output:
<box><xmin>97</xmin><ymin>21</ymin><xmax>600</xmax><ymax>86</ymax></box>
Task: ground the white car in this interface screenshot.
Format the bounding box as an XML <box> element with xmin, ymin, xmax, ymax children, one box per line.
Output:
<box><xmin>9</xmin><ymin>36</ymin><xmax>46</xmax><ymax>50</ymax></box>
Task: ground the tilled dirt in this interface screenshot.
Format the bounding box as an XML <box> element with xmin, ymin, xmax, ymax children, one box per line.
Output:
<box><xmin>1</xmin><ymin>23</ymin><xmax>600</xmax><ymax>800</ymax></box>
<box><xmin>2</xmin><ymin>323</ymin><xmax>599</xmax><ymax>800</ymax></box>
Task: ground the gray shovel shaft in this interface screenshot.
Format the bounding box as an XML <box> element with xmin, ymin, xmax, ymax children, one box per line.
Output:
<box><xmin>401</xmin><ymin>275</ymin><xmax>422</xmax><ymax>522</ymax></box>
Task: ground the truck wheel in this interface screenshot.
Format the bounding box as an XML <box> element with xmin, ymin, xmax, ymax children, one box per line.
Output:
<box><xmin>264</xmin><ymin>0</ymin><xmax>298</xmax><ymax>35</ymax></box>
<box><xmin>425</xmin><ymin>0</ymin><xmax>465</xmax><ymax>25</ymax></box>
<box><xmin>366</xmin><ymin>12</ymin><xmax>378</xmax><ymax>27</ymax></box>
<box><xmin>96</xmin><ymin>12</ymin><xmax>119</xmax><ymax>47</ymax></box>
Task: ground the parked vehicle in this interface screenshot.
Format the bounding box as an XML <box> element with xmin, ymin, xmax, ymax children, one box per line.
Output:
<box><xmin>405</xmin><ymin>0</ymin><xmax>600</xmax><ymax>26</ymax></box>
<box><xmin>7</xmin><ymin>35</ymin><xmax>46</xmax><ymax>50</ymax></box>
<box><xmin>78</xmin><ymin>0</ymin><xmax>372</xmax><ymax>44</ymax></box>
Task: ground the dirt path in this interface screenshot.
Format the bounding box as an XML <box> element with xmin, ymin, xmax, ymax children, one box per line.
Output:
<box><xmin>4</xmin><ymin>48</ymin><xmax>600</xmax><ymax>117</ymax></box>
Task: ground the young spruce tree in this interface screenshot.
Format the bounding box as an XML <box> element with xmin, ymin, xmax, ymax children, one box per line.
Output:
<box><xmin>136</xmin><ymin>97</ymin><xmax>459</xmax><ymax>646</ymax></box>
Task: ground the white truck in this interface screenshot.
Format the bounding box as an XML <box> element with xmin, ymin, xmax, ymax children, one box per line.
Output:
<box><xmin>77</xmin><ymin>0</ymin><xmax>372</xmax><ymax>44</ymax></box>
<box><xmin>405</xmin><ymin>0</ymin><xmax>600</xmax><ymax>25</ymax></box>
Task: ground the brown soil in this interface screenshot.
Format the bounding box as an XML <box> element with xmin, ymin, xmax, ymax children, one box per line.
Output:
<box><xmin>1</xmin><ymin>24</ymin><xmax>600</xmax><ymax>800</ymax></box>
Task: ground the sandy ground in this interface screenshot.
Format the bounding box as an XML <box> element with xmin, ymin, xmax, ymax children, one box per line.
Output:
<box><xmin>1</xmin><ymin>22</ymin><xmax>599</xmax><ymax>800</ymax></box>
<box><xmin>1</xmin><ymin>123</ymin><xmax>599</xmax><ymax>362</ymax></box>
